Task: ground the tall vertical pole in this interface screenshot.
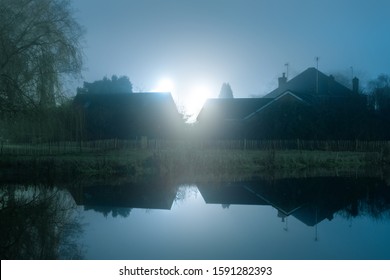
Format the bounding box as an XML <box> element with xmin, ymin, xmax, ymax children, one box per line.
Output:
<box><xmin>350</xmin><ymin>66</ymin><xmax>354</xmax><ymax>80</ymax></box>
<box><xmin>285</xmin><ymin>63</ymin><xmax>289</xmax><ymax>80</ymax></box>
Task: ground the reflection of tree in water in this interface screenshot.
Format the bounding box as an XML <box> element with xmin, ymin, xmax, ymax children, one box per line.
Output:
<box><xmin>86</xmin><ymin>206</ymin><xmax>132</xmax><ymax>218</ymax></box>
<box><xmin>0</xmin><ymin>185</ymin><xmax>84</xmax><ymax>259</ymax></box>
<box><xmin>339</xmin><ymin>185</ymin><xmax>390</xmax><ymax>221</ymax></box>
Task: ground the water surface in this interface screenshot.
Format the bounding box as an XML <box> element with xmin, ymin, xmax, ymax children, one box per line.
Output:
<box><xmin>1</xmin><ymin>176</ymin><xmax>390</xmax><ymax>259</ymax></box>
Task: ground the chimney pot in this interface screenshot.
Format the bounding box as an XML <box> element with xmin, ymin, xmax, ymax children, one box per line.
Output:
<box><xmin>278</xmin><ymin>72</ymin><xmax>287</xmax><ymax>87</ymax></box>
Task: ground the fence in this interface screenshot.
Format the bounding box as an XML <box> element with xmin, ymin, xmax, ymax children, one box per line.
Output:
<box><xmin>1</xmin><ymin>139</ymin><xmax>389</xmax><ymax>156</ymax></box>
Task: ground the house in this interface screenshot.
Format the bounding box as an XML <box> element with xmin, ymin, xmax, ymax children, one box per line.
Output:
<box><xmin>73</xmin><ymin>92</ymin><xmax>181</xmax><ymax>140</ymax></box>
<box><xmin>264</xmin><ymin>67</ymin><xmax>357</xmax><ymax>100</ymax></box>
<box><xmin>197</xmin><ymin>67</ymin><xmax>368</xmax><ymax>139</ymax></box>
<box><xmin>196</xmin><ymin>98</ymin><xmax>272</xmax><ymax>138</ymax></box>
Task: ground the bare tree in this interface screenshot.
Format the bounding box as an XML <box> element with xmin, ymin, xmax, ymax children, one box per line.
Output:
<box><xmin>0</xmin><ymin>0</ymin><xmax>84</xmax><ymax>114</ymax></box>
<box><xmin>368</xmin><ymin>74</ymin><xmax>390</xmax><ymax>115</ymax></box>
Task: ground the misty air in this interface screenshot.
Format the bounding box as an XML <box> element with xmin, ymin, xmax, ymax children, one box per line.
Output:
<box><xmin>1</xmin><ymin>0</ymin><xmax>390</xmax><ymax>261</ymax></box>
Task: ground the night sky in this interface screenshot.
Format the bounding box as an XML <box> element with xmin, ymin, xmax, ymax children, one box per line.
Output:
<box><xmin>72</xmin><ymin>0</ymin><xmax>390</xmax><ymax>115</ymax></box>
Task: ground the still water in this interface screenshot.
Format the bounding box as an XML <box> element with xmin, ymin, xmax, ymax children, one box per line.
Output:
<box><xmin>1</xmin><ymin>176</ymin><xmax>390</xmax><ymax>259</ymax></box>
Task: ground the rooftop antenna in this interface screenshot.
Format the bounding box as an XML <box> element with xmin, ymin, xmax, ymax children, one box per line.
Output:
<box><xmin>315</xmin><ymin>57</ymin><xmax>319</xmax><ymax>94</ymax></box>
<box><xmin>350</xmin><ymin>66</ymin><xmax>354</xmax><ymax>80</ymax></box>
<box><xmin>284</xmin><ymin>63</ymin><xmax>289</xmax><ymax>80</ymax></box>
<box><xmin>314</xmin><ymin>207</ymin><xmax>319</xmax><ymax>241</ymax></box>
<box><xmin>283</xmin><ymin>216</ymin><xmax>288</xmax><ymax>232</ymax></box>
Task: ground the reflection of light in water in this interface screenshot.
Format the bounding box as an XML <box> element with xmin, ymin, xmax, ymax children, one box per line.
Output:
<box><xmin>174</xmin><ymin>185</ymin><xmax>199</xmax><ymax>205</ymax></box>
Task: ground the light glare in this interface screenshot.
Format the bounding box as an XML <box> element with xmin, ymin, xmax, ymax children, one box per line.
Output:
<box><xmin>185</xmin><ymin>85</ymin><xmax>212</xmax><ymax>121</ymax></box>
<box><xmin>152</xmin><ymin>78</ymin><xmax>175</xmax><ymax>93</ymax></box>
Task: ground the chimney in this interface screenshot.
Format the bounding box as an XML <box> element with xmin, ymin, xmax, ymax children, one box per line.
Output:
<box><xmin>352</xmin><ymin>77</ymin><xmax>359</xmax><ymax>94</ymax></box>
<box><xmin>278</xmin><ymin>72</ymin><xmax>287</xmax><ymax>87</ymax></box>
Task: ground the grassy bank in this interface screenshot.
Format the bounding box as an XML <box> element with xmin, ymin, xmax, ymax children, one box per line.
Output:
<box><xmin>1</xmin><ymin>144</ymin><xmax>388</xmax><ymax>180</ymax></box>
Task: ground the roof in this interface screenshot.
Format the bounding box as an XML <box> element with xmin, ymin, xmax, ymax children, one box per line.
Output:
<box><xmin>196</xmin><ymin>98</ymin><xmax>272</xmax><ymax>122</ymax></box>
<box><xmin>73</xmin><ymin>91</ymin><xmax>177</xmax><ymax>113</ymax></box>
<box><xmin>244</xmin><ymin>91</ymin><xmax>308</xmax><ymax>120</ymax></box>
<box><xmin>263</xmin><ymin>67</ymin><xmax>354</xmax><ymax>100</ymax></box>
<box><xmin>196</xmin><ymin>68</ymin><xmax>354</xmax><ymax>124</ymax></box>
<box><xmin>73</xmin><ymin>92</ymin><xmax>180</xmax><ymax>139</ymax></box>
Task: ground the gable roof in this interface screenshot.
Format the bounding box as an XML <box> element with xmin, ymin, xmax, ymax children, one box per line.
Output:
<box><xmin>263</xmin><ymin>67</ymin><xmax>353</xmax><ymax>100</ymax></box>
<box><xmin>196</xmin><ymin>98</ymin><xmax>272</xmax><ymax>122</ymax></box>
<box><xmin>244</xmin><ymin>91</ymin><xmax>307</xmax><ymax>120</ymax></box>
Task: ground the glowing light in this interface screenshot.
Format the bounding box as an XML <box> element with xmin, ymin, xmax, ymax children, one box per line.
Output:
<box><xmin>152</xmin><ymin>78</ymin><xmax>175</xmax><ymax>93</ymax></box>
<box><xmin>185</xmin><ymin>85</ymin><xmax>212</xmax><ymax>121</ymax></box>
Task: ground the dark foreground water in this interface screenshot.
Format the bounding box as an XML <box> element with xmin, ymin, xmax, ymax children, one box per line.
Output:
<box><xmin>1</xmin><ymin>176</ymin><xmax>390</xmax><ymax>259</ymax></box>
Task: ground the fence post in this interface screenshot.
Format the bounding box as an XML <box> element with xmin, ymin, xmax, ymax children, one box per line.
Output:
<box><xmin>141</xmin><ymin>136</ymin><xmax>147</xmax><ymax>149</ymax></box>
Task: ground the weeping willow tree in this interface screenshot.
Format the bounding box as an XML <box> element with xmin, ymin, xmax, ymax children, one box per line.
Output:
<box><xmin>0</xmin><ymin>0</ymin><xmax>84</xmax><ymax>111</ymax></box>
<box><xmin>0</xmin><ymin>0</ymin><xmax>84</xmax><ymax>141</ymax></box>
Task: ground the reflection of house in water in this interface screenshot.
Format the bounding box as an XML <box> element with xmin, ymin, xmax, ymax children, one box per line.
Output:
<box><xmin>196</xmin><ymin>182</ymin><xmax>268</xmax><ymax>206</ymax></box>
<box><xmin>67</xmin><ymin>176</ymin><xmax>390</xmax><ymax>222</ymax></box>
<box><xmin>197</xmin><ymin>177</ymin><xmax>384</xmax><ymax>227</ymax></box>
<box><xmin>68</xmin><ymin>180</ymin><xmax>178</xmax><ymax>216</ymax></box>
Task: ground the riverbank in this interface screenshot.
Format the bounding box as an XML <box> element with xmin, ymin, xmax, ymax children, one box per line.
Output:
<box><xmin>1</xmin><ymin>146</ymin><xmax>388</xmax><ymax>181</ymax></box>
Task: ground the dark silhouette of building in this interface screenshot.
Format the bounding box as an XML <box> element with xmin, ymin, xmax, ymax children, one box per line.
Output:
<box><xmin>73</xmin><ymin>92</ymin><xmax>181</xmax><ymax>140</ymax></box>
<box><xmin>196</xmin><ymin>98</ymin><xmax>272</xmax><ymax>138</ymax></box>
<box><xmin>197</xmin><ymin>67</ymin><xmax>371</xmax><ymax>139</ymax></box>
<box><xmin>264</xmin><ymin>67</ymin><xmax>355</xmax><ymax>100</ymax></box>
